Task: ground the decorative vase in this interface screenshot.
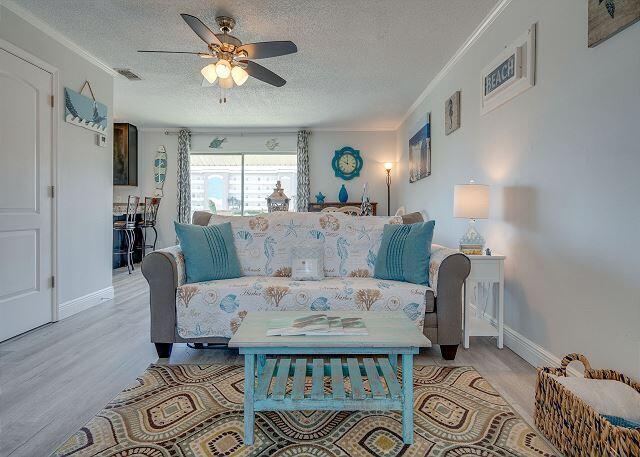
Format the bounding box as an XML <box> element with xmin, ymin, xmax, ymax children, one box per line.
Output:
<box><xmin>339</xmin><ymin>185</ymin><xmax>348</xmax><ymax>203</ymax></box>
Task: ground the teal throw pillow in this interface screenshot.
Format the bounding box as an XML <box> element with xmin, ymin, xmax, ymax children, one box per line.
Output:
<box><xmin>373</xmin><ymin>220</ymin><xmax>435</xmax><ymax>286</ymax></box>
<box><xmin>174</xmin><ymin>221</ymin><xmax>241</xmax><ymax>283</ymax></box>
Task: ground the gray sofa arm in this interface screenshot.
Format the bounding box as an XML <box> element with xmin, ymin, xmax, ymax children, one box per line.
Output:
<box><xmin>141</xmin><ymin>246</ymin><xmax>184</xmax><ymax>343</ymax></box>
<box><xmin>433</xmin><ymin>252</ymin><xmax>470</xmax><ymax>346</ymax></box>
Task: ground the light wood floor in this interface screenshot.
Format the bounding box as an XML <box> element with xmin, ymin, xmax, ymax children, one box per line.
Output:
<box><xmin>0</xmin><ymin>266</ymin><xmax>543</xmax><ymax>456</ymax></box>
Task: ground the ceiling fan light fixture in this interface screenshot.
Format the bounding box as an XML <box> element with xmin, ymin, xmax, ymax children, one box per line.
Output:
<box><xmin>200</xmin><ymin>64</ymin><xmax>218</xmax><ymax>83</ymax></box>
<box><xmin>218</xmin><ymin>75</ymin><xmax>234</xmax><ymax>89</ymax></box>
<box><xmin>215</xmin><ymin>59</ymin><xmax>231</xmax><ymax>78</ymax></box>
<box><xmin>231</xmin><ymin>65</ymin><xmax>249</xmax><ymax>86</ymax></box>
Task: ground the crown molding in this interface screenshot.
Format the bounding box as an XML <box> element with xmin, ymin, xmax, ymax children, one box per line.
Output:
<box><xmin>1</xmin><ymin>0</ymin><xmax>119</xmax><ymax>77</ymax></box>
<box><xmin>397</xmin><ymin>0</ymin><xmax>513</xmax><ymax>128</ymax></box>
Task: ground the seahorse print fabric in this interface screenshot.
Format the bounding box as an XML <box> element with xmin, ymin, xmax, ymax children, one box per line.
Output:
<box><xmin>208</xmin><ymin>212</ymin><xmax>402</xmax><ymax>278</ymax></box>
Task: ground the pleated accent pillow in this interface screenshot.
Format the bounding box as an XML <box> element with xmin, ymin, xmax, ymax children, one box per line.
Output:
<box><xmin>373</xmin><ymin>220</ymin><xmax>435</xmax><ymax>285</ymax></box>
<box><xmin>174</xmin><ymin>221</ymin><xmax>242</xmax><ymax>283</ymax></box>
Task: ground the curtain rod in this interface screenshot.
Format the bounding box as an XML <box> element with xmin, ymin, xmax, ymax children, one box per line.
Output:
<box><xmin>164</xmin><ymin>130</ymin><xmax>299</xmax><ymax>136</ymax></box>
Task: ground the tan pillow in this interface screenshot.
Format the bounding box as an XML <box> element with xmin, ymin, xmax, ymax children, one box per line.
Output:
<box><xmin>402</xmin><ymin>211</ymin><xmax>424</xmax><ymax>225</ymax></box>
<box><xmin>552</xmin><ymin>375</ymin><xmax>640</xmax><ymax>422</ymax></box>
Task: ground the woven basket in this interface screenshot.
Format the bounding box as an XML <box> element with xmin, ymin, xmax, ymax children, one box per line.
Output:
<box><xmin>535</xmin><ymin>353</ymin><xmax>640</xmax><ymax>457</ymax></box>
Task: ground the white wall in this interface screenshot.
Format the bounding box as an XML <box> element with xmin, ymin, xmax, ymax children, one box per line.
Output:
<box><xmin>1</xmin><ymin>6</ymin><xmax>114</xmax><ymax>311</ymax></box>
<box><xmin>396</xmin><ymin>0</ymin><xmax>640</xmax><ymax>378</ymax></box>
<box><xmin>121</xmin><ymin>129</ymin><xmax>398</xmax><ymax>249</ymax></box>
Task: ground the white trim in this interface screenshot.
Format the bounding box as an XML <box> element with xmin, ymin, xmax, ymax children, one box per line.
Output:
<box><xmin>468</xmin><ymin>303</ymin><xmax>582</xmax><ymax>377</ymax></box>
<box><xmin>398</xmin><ymin>0</ymin><xmax>513</xmax><ymax>128</ymax></box>
<box><xmin>0</xmin><ymin>37</ymin><xmax>60</xmax><ymax>323</ymax></box>
<box><xmin>58</xmin><ymin>286</ymin><xmax>114</xmax><ymax>320</ymax></box>
<box><xmin>1</xmin><ymin>0</ymin><xmax>118</xmax><ymax>78</ymax></box>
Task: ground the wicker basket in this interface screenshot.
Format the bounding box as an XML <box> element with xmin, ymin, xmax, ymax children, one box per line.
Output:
<box><xmin>535</xmin><ymin>353</ymin><xmax>640</xmax><ymax>457</ymax></box>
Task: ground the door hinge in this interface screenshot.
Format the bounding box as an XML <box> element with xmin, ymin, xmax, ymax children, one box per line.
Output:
<box><xmin>50</xmin><ymin>276</ymin><xmax>55</xmax><ymax>288</ymax></box>
<box><xmin>48</xmin><ymin>185</ymin><xmax>55</xmax><ymax>198</ymax></box>
<box><xmin>49</xmin><ymin>95</ymin><xmax>54</xmax><ymax>108</ymax></box>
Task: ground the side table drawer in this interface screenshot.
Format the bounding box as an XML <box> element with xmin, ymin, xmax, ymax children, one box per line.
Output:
<box><xmin>468</xmin><ymin>260</ymin><xmax>500</xmax><ymax>281</ymax></box>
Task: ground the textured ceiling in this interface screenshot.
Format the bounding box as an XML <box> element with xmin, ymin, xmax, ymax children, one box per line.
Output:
<box><xmin>14</xmin><ymin>0</ymin><xmax>497</xmax><ymax>129</ymax></box>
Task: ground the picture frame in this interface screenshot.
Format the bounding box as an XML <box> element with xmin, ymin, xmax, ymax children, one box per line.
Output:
<box><xmin>445</xmin><ymin>91</ymin><xmax>461</xmax><ymax>135</ymax></box>
<box><xmin>480</xmin><ymin>23</ymin><xmax>536</xmax><ymax>115</ymax></box>
<box><xmin>588</xmin><ymin>0</ymin><xmax>640</xmax><ymax>47</ymax></box>
<box><xmin>408</xmin><ymin>114</ymin><xmax>431</xmax><ymax>183</ymax></box>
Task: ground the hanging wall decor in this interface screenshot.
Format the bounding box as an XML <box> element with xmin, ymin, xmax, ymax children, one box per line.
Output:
<box><xmin>480</xmin><ymin>24</ymin><xmax>536</xmax><ymax>115</ymax></box>
<box><xmin>154</xmin><ymin>145</ymin><xmax>168</xmax><ymax>196</ymax></box>
<box><xmin>64</xmin><ymin>81</ymin><xmax>108</xmax><ymax>134</ymax></box>
<box><xmin>445</xmin><ymin>91</ymin><xmax>461</xmax><ymax>135</ymax></box>
<box><xmin>588</xmin><ymin>0</ymin><xmax>640</xmax><ymax>47</ymax></box>
<box><xmin>209</xmin><ymin>137</ymin><xmax>227</xmax><ymax>149</ymax></box>
<box><xmin>265</xmin><ymin>138</ymin><xmax>280</xmax><ymax>150</ymax></box>
<box><xmin>408</xmin><ymin>114</ymin><xmax>431</xmax><ymax>183</ymax></box>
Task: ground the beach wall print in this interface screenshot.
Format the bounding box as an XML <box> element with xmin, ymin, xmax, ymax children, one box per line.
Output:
<box><xmin>588</xmin><ymin>0</ymin><xmax>639</xmax><ymax>47</ymax></box>
<box><xmin>408</xmin><ymin>114</ymin><xmax>431</xmax><ymax>183</ymax></box>
<box><xmin>445</xmin><ymin>91</ymin><xmax>461</xmax><ymax>135</ymax></box>
<box><xmin>63</xmin><ymin>87</ymin><xmax>108</xmax><ymax>133</ymax></box>
<box><xmin>154</xmin><ymin>145</ymin><xmax>168</xmax><ymax>196</ymax></box>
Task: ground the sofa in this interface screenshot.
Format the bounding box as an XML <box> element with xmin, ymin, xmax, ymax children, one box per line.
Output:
<box><xmin>141</xmin><ymin>211</ymin><xmax>470</xmax><ymax>359</ymax></box>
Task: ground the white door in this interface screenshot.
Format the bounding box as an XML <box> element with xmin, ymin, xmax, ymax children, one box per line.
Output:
<box><xmin>0</xmin><ymin>47</ymin><xmax>54</xmax><ymax>341</ymax></box>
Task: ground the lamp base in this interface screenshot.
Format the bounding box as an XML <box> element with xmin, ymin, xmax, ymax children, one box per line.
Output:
<box><xmin>459</xmin><ymin>219</ymin><xmax>485</xmax><ymax>255</ymax></box>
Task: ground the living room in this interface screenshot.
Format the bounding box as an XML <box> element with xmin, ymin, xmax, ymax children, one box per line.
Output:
<box><xmin>1</xmin><ymin>1</ymin><xmax>638</xmax><ymax>456</ymax></box>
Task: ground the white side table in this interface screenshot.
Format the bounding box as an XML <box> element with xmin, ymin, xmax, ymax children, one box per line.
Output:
<box><xmin>463</xmin><ymin>254</ymin><xmax>505</xmax><ymax>349</ymax></box>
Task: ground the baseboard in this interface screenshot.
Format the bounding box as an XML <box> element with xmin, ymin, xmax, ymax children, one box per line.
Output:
<box><xmin>468</xmin><ymin>304</ymin><xmax>581</xmax><ymax>377</ymax></box>
<box><xmin>58</xmin><ymin>286</ymin><xmax>114</xmax><ymax>320</ymax></box>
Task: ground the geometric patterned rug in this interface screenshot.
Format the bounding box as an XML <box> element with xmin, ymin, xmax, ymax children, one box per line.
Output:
<box><xmin>53</xmin><ymin>364</ymin><xmax>557</xmax><ymax>456</ymax></box>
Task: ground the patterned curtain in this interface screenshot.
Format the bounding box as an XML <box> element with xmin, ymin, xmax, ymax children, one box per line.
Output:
<box><xmin>176</xmin><ymin>128</ymin><xmax>191</xmax><ymax>223</ymax></box>
<box><xmin>296</xmin><ymin>130</ymin><xmax>311</xmax><ymax>212</ymax></box>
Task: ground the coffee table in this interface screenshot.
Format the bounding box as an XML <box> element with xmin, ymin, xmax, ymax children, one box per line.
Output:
<box><xmin>228</xmin><ymin>311</ymin><xmax>431</xmax><ymax>445</ymax></box>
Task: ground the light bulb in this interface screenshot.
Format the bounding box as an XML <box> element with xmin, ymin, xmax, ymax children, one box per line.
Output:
<box><xmin>231</xmin><ymin>65</ymin><xmax>249</xmax><ymax>86</ymax></box>
<box><xmin>384</xmin><ymin>162</ymin><xmax>393</xmax><ymax>171</ymax></box>
<box><xmin>218</xmin><ymin>75</ymin><xmax>234</xmax><ymax>89</ymax></box>
<box><xmin>215</xmin><ymin>59</ymin><xmax>231</xmax><ymax>78</ymax></box>
<box><xmin>200</xmin><ymin>64</ymin><xmax>217</xmax><ymax>84</ymax></box>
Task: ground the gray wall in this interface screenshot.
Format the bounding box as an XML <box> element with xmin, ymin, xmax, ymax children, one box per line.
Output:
<box><xmin>396</xmin><ymin>0</ymin><xmax>640</xmax><ymax>377</ymax></box>
<box><xmin>0</xmin><ymin>6</ymin><xmax>114</xmax><ymax>308</ymax></box>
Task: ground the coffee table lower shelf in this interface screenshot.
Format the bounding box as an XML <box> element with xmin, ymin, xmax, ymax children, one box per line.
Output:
<box><xmin>242</xmin><ymin>348</ymin><xmax>417</xmax><ymax>445</ymax></box>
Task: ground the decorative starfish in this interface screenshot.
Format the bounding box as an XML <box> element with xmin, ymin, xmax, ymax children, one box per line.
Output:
<box><xmin>315</xmin><ymin>192</ymin><xmax>326</xmax><ymax>204</ymax></box>
<box><xmin>284</xmin><ymin>219</ymin><xmax>302</xmax><ymax>237</ymax></box>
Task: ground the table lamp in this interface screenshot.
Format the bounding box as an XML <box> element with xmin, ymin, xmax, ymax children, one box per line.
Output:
<box><xmin>453</xmin><ymin>181</ymin><xmax>489</xmax><ymax>255</ymax></box>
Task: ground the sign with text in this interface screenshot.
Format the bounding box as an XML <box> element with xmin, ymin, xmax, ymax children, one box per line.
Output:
<box><xmin>484</xmin><ymin>54</ymin><xmax>517</xmax><ymax>96</ymax></box>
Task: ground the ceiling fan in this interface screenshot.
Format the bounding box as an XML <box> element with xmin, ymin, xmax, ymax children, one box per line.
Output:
<box><xmin>138</xmin><ymin>14</ymin><xmax>297</xmax><ymax>101</ymax></box>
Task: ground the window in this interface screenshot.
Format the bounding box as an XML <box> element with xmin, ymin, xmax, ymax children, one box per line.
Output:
<box><xmin>190</xmin><ymin>153</ymin><xmax>297</xmax><ymax>216</ymax></box>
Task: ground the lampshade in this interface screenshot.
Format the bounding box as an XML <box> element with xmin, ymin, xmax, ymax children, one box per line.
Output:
<box><xmin>231</xmin><ymin>65</ymin><xmax>249</xmax><ymax>86</ymax></box>
<box><xmin>200</xmin><ymin>64</ymin><xmax>217</xmax><ymax>84</ymax></box>
<box><xmin>453</xmin><ymin>183</ymin><xmax>489</xmax><ymax>219</ymax></box>
<box><xmin>215</xmin><ymin>59</ymin><xmax>231</xmax><ymax>78</ymax></box>
<box><xmin>218</xmin><ymin>75</ymin><xmax>234</xmax><ymax>89</ymax></box>
<box><xmin>384</xmin><ymin>162</ymin><xmax>393</xmax><ymax>171</ymax></box>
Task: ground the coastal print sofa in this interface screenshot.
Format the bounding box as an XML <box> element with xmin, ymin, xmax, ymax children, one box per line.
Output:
<box><xmin>142</xmin><ymin>211</ymin><xmax>470</xmax><ymax>359</ymax></box>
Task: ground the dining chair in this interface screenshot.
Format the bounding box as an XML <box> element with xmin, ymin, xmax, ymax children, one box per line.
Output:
<box><xmin>113</xmin><ymin>195</ymin><xmax>139</xmax><ymax>274</ymax></box>
<box><xmin>137</xmin><ymin>197</ymin><xmax>161</xmax><ymax>257</ymax></box>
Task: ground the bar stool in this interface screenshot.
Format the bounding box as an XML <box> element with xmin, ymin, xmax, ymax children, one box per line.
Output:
<box><xmin>113</xmin><ymin>195</ymin><xmax>139</xmax><ymax>274</ymax></box>
<box><xmin>137</xmin><ymin>197</ymin><xmax>161</xmax><ymax>257</ymax></box>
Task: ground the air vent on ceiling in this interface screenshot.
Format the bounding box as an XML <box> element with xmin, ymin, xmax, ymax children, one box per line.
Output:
<box><xmin>114</xmin><ymin>68</ymin><xmax>142</xmax><ymax>81</ymax></box>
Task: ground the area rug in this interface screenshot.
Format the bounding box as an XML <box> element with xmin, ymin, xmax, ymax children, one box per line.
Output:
<box><xmin>53</xmin><ymin>364</ymin><xmax>557</xmax><ymax>456</ymax></box>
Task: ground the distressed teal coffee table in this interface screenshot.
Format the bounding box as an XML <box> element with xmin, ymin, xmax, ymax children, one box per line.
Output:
<box><xmin>228</xmin><ymin>311</ymin><xmax>430</xmax><ymax>445</ymax></box>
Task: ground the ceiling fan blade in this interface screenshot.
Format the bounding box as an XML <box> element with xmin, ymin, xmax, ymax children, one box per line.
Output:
<box><xmin>138</xmin><ymin>50</ymin><xmax>213</xmax><ymax>58</ymax></box>
<box><xmin>180</xmin><ymin>14</ymin><xmax>223</xmax><ymax>47</ymax></box>
<box><xmin>238</xmin><ymin>41</ymin><xmax>297</xmax><ymax>59</ymax></box>
<box><xmin>242</xmin><ymin>60</ymin><xmax>286</xmax><ymax>87</ymax></box>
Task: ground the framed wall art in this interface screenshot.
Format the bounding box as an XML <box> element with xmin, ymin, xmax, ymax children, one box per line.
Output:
<box><xmin>588</xmin><ymin>0</ymin><xmax>640</xmax><ymax>47</ymax></box>
<box><xmin>480</xmin><ymin>23</ymin><xmax>536</xmax><ymax>115</ymax></box>
<box><xmin>445</xmin><ymin>91</ymin><xmax>461</xmax><ymax>135</ymax></box>
<box><xmin>408</xmin><ymin>114</ymin><xmax>431</xmax><ymax>183</ymax></box>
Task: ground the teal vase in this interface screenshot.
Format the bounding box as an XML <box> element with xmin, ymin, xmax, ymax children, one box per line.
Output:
<box><xmin>339</xmin><ymin>185</ymin><xmax>348</xmax><ymax>203</ymax></box>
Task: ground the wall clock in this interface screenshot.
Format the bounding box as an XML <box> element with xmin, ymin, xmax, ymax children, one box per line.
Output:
<box><xmin>332</xmin><ymin>146</ymin><xmax>363</xmax><ymax>180</ymax></box>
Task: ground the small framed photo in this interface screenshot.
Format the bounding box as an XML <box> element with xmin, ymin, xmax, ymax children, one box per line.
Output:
<box><xmin>445</xmin><ymin>91</ymin><xmax>461</xmax><ymax>135</ymax></box>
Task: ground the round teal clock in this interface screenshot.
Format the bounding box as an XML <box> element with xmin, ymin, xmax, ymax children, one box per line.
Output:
<box><xmin>332</xmin><ymin>146</ymin><xmax>363</xmax><ymax>180</ymax></box>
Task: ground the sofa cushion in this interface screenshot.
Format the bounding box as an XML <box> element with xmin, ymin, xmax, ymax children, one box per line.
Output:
<box><xmin>174</xmin><ymin>222</ymin><xmax>241</xmax><ymax>283</ymax></box>
<box><xmin>208</xmin><ymin>212</ymin><xmax>402</xmax><ymax>278</ymax></box>
<box><xmin>176</xmin><ymin>276</ymin><xmax>432</xmax><ymax>339</ymax></box>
